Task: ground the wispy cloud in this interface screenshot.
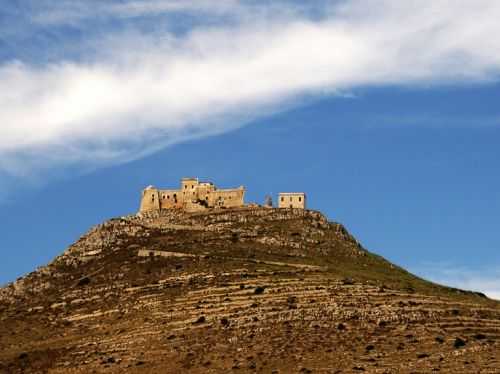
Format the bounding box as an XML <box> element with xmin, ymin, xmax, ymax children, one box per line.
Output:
<box><xmin>29</xmin><ymin>0</ymin><xmax>243</xmax><ymax>25</ymax></box>
<box><xmin>2</xmin><ymin>0</ymin><xmax>500</xmax><ymax>181</ymax></box>
<box><xmin>415</xmin><ymin>262</ymin><xmax>500</xmax><ymax>300</ymax></box>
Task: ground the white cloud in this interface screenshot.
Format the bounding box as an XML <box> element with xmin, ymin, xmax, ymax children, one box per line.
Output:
<box><xmin>415</xmin><ymin>263</ymin><xmax>500</xmax><ymax>300</ymax></box>
<box><xmin>30</xmin><ymin>0</ymin><xmax>243</xmax><ymax>25</ymax></box>
<box><xmin>2</xmin><ymin>0</ymin><xmax>500</xmax><ymax>178</ymax></box>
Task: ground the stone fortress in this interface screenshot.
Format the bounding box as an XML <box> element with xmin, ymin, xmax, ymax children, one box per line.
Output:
<box><xmin>139</xmin><ymin>177</ymin><xmax>306</xmax><ymax>213</ymax></box>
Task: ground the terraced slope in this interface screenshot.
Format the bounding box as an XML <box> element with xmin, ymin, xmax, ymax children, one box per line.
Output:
<box><xmin>0</xmin><ymin>208</ymin><xmax>499</xmax><ymax>373</ymax></box>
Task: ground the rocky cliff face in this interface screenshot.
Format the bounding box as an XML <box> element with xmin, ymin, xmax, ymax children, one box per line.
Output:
<box><xmin>1</xmin><ymin>208</ymin><xmax>499</xmax><ymax>373</ymax></box>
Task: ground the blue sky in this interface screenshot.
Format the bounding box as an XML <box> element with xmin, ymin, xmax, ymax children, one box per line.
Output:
<box><xmin>0</xmin><ymin>1</ymin><xmax>499</xmax><ymax>298</ymax></box>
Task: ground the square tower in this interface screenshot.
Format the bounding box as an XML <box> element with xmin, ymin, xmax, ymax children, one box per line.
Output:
<box><xmin>181</xmin><ymin>177</ymin><xmax>199</xmax><ymax>201</ymax></box>
<box><xmin>181</xmin><ymin>177</ymin><xmax>199</xmax><ymax>191</ymax></box>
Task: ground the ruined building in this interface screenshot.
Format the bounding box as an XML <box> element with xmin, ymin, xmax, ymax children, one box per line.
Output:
<box><xmin>139</xmin><ymin>177</ymin><xmax>245</xmax><ymax>213</ymax></box>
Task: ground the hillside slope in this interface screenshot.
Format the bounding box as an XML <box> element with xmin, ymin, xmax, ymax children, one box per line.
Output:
<box><xmin>1</xmin><ymin>208</ymin><xmax>499</xmax><ymax>373</ymax></box>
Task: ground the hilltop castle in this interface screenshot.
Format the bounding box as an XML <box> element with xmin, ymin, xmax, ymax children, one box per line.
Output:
<box><xmin>139</xmin><ymin>177</ymin><xmax>245</xmax><ymax>213</ymax></box>
<box><xmin>139</xmin><ymin>177</ymin><xmax>306</xmax><ymax>213</ymax></box>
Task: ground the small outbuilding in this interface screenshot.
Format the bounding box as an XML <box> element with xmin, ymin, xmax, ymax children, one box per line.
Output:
<box><xmin>278</xmin><ymin>192</ymin><xmax>306</xmax><ymax>209</ymax></box>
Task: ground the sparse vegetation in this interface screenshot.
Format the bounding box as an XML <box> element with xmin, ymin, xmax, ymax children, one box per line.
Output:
<box><xmin>0</xmin><ymin>207</ymin><xmax>498</xmax><ymax>372</ymax></box>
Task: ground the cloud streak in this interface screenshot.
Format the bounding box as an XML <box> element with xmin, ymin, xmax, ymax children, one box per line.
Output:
<box><xmin>2</xmin><ymin>0</ymin><xmax>500</xmax><ymax>179</ymax></box>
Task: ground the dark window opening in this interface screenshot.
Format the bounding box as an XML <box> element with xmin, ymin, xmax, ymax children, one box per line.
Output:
<box><xmin>298</xmin><ymin>197</ymin><xmax>302</xmax><ymax>202</ymax></box>
<box><xmin>281</xmin><ymin>197</ymin><xmax>284</xmax><ymax>202</ymax></box>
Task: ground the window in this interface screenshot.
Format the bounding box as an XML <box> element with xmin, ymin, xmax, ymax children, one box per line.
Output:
<box><xmin>281</xmin><ymin>197</ymin><xmax>284</xmax><ymax>202</ymax></box>
<box><xmin>162</xmin><ymin>195</ymin><xmax>165</xmax><ymax>200</ymax></box>
<box><xmin>192</xmin><ymin>185</ymin><xmax>194</xmax><ymax>189</ymax></box>
<box><xmin>151</xmin><ymin>195</ymin><xmax>155</xmax><ymax>202</ymax></box>
<box><xmin>298</xmin><ymin>197</ymin><xmax>302</xmax><ymax>202</ymax></box>
<box><xmin>167</xmin><ymin>195</ymin><xmax>170</xmax><ymax>199</ymax></box>
<box><xmin>185</xmin><ymin>185</ymin><xmax>187</xmax><ymax>189</ymax></box>
<box><xmin>290</xmin><ymin>197</ymin><xmax>292</xmax><ymax>202</ymax></box>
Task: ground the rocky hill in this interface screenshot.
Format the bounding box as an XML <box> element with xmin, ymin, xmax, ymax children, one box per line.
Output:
<box><xmin>0</xmin><ymin>207</ymin><xmax>499</xmax><ymax>373</ymax></box>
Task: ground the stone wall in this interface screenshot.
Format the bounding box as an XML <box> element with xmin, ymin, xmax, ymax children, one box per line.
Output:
<box><xmin>208</xmin><ymin>187</ymin><xmax>245</xmax><ymax>209</ymax></box>
<box><xmin>158</xmin><ymin>189</ymin><xmax>182</xmax><ymax>209</ymax></box>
